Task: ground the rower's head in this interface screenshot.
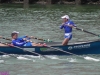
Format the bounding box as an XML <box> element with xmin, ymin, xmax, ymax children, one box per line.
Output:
<box><xmin>11</xmin><ymin>31</ymin><xmax>19</xmax><ymax>39</ymax></box>
<box><xmin>61</xmin><ymin>15</ymin><xmax>69</xmax><ymax>22</ymax></box>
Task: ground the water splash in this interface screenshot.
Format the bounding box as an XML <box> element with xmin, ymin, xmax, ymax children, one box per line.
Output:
<box><xmin>67</xmin><ymin>58</ymin><xmax>77</xmax><ymax>62</ymax></box>
<box><xmin>84</xmin><ymin>56</ymin><xmax>100</xmax><ymax>62</ymax></box>
<box><xmin>0</xmin><ymin>60</ymin><xmax>5</xmax><ymax>63</ymax></box>
<box><xmin>23</xmin><ymin>55</ymin><xmax>45</xmax><ymax>60</ymax></box>
<box><xmin>2</xmin><ymin>55</ymin><xmax>10</xmax><ymax>58</ymax></box>
<box><xmin>17</xmin><ymin>56</ymin><xmax>32</xmax><ymax>60</ymax></box>
<box><xmin>45</xmin><ymin>55</ymin><xmax>59</xmax><ymax>59</ymax></box>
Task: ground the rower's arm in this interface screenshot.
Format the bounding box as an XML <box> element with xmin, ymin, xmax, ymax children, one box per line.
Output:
<box><xmin>67</xmin><ymin>24</ymin><xmax>77</xmax><ymax>28</ymax></box>
<box><xmin>12</xmin><ymin>41</ymin><xmax>26</xmax><ymax>46</ymax></box>
<box><xmin>18</xmin><ymin>36</ymin><xmax>29</xmax><ymax>42</ymax></box>
<box><xmin>67</xmin><ymin>24</ymin><xmax>74</xmax><ymax>28</ymax></box>
<box><xmin>60</xmin><ymin>23</ymin><xmax>65</xmax><ymax>29</ymax></box>
<box><xmin>66</xmin><ymin>21</ymin><xmax>77</xmax><ymax>28</ymax></box>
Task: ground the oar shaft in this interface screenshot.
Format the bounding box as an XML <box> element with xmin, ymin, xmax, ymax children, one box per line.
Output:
<box><xmin>32</xmin><ymin>37</ymin><xmax>52</xmax><ymax>42</ymax></box>
<box><xmin>2</xmin><ymin>37</ymin><xmax>11</xmax><ymax>41</ymax></box>
<box><xmin>75</xmin><ymin>27</ymin><xmax>100</xmax><ymax>37</ymax></box>
<box><xmin>46</xmin><ymin>46</ymin><xmax>99</xmax><ymax>61</ymax></box>
<box><xmin>47</xmin><ymin>46</ymin><xmax>83</xmax><ymax>58</ymax></box>
<box><xmin>1</xmin><ymin>36</ymin><xmax>52</xmax><ymax>42</ymax></box>
<box><xmin>34</xmin><ymin>37</ymin><xmax>45</xmax><ymax>41</ymax></box>
<box><xmin>14</xmin><ymin>45</ymin><xmax>47</xmax><ymax>58</ymax></box>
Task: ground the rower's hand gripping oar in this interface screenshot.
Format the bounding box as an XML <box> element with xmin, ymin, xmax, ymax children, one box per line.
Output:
<box><xmin>75</xmin><ymin>27</ymin><xmax>100</xmax><ymax>37</ymax></box>
<box><xmin>45</xmin><ymin>45</ymin><xmax>100</xmax><ymax>62</ymax></box>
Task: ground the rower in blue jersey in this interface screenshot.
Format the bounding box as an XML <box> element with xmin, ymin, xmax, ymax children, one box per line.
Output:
<box><xmin>60</xmin><ymin>15</ymin><xmax>76</xmax><ymax>45</ymax></box>
<box><xmin>11</xmin><ymin>31</ymin><xmax>46</xmax><ymax>47</ymax></box>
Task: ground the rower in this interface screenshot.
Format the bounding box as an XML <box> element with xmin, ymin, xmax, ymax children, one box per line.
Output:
<box><xmin>60</xmin><ymin>15</ymin><xmax>76</xmax><ymax>45</ymax></box>
<box><xmin>11</xmin><ymin>31</ymin><xmax>46</xmax><ymax>47</ymax></box>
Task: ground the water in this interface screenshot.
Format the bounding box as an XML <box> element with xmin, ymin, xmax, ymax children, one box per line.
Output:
<box><xmin>0</xmin><ymin>55</ymin><xmax>100</xmax><ymax>75</ymax></box>
<box><xmin>0</xmin><ymin>5</ymin><xmax>100</xmax><ymax>75</ymax></box>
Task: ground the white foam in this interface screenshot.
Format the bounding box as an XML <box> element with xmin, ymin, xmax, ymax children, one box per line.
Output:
<box><xmin>40</xmin><ymin>57</ymin><xmax>45</xmax><ymax>60</ymax></box>
<box><xmin>46</xmin><ymin>55</ymin><xmax>59</xmax><ymax>59</ymax></box>
<box><xmin>18</xmin><ymin>55</ymin><xmax>46</xmax><ymax>61</ymax></box>
<box><xmin>50</xmin><ymin>57</ymin><xmax>59</xmax><ymax>59</ymax></box>
<box><xmin>0</xmin><ymin>60</ymin><xmax>5</xmax><ymax>63</ymax></box>
<box><xmin>17</xmin><ymin>56</ymin><xmax>32</xmax><ymax>60</ymax></box>
<box><xmin>68</xmin><ymin>58</ymin><xmax>77</xmax><ymax>62</ymax></box>
<box><xmin>84</xmin><ymin>56</ymin><xmax>100</xmax><ymax>62</ymax></box>
<box><xmin>32</xmin><ymin>60</ymin><xmax>36</xmax><ymax>62</ymax></box>
<box><xmin>2</xmin><ymin>55</ymin><xmax>10</xmax><ymax>58</ymax></box>
<box><xmin>23</xmin><ymin>55</ymin><xmax>41</xmax><ymax>59</ymax></box>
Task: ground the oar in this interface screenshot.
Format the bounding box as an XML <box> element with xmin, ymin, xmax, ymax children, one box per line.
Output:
<box><xmin>12</xmin><ymin>45</ymin><xmax>47</xmax><ymax>59</ymax></box>
<box><xmin>75</xmin><ymin>27</ymin><xmax>100</xmax><ymax>37</ymax></box>
<box><xmin>0</xmin><ymin>49</ymin><xmax>36</xmax><ymax>60</ymax></box>
<box><xmin>31</xmin><ymin>36</ymin><xmax>53</xmax><ymax>42</ymax></box>
<box><xmin>1</xmin><ymin>37</ymin><xmax>11</xmax><ymax>41</ymax></box>
<box><xmin>0</xmin><ymin>51</ymin><xmax>17</xmax><ymax>58</ymax></box>
<box><xmin>0</xmin><ymin>36</ymin><xmax>53</xmax><ymax>42</ymax></box>
<box><xmin>45</xmin><ymin>45</ymin><xmax>100</xmax><ymax>62</ymax></box>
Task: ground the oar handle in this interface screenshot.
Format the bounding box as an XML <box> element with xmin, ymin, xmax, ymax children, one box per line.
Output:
<box><xmin>75</xmin><ymin>27</ymin><xmax>100</xmax><ymax>37</ymax></box>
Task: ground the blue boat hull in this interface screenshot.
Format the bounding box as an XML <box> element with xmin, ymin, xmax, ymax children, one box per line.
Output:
<box><xmin>0</xmin><ymin>40</ymin><xmax>100</xmax><ymax>55</ymax></box>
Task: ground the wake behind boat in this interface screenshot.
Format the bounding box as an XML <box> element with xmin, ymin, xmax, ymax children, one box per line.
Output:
<box><xmin>0</xmin><ymin>39</ymin><xmax>100</xmax><ymax>55</ymax></box>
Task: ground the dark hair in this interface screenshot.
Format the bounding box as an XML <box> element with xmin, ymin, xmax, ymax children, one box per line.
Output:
<box><xmin>11</xmin><ymin>33</ymin><xmax>17</xmax><ymax>37</ymax></box>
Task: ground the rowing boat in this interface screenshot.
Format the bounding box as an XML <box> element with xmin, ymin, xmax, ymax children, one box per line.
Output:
<box><xmin>0</xmin><ymin>39</ymin><xmax>100</xmax><ymax>55</ymax></box>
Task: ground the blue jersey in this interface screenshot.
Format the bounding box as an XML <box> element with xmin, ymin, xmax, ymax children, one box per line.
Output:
<box><xmin>12</xmin><ymin>36</ymin><xmax>27</xmax><ymax>46</ymax></box>
<box><xmin>60</xmin><ymin>20</ymin><xmax>76</xmax><ymax>33</ymax></box>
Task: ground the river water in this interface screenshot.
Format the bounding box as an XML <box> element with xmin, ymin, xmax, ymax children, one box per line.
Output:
<box><xmin>0</xmin><ymin>5</ymin><xmax>100</xmax><ymax>75</ymax></box>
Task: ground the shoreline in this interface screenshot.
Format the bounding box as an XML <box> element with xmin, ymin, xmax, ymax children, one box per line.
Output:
<box><xmin>2</xmin><ymin>1</ymin><xmax>100</xmax><ymax>5</ymax></box>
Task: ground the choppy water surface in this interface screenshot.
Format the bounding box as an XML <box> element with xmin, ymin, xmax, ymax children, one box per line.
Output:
<box><xmin>0</xmin><ymin>5</ymin><xmax>100</xmax><ymax>75</ymax></box>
